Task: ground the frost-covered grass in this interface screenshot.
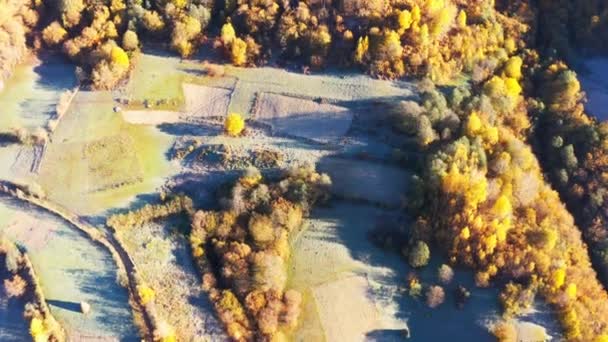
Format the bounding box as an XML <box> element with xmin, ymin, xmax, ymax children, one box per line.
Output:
<box><xmin>0</xmin><ymin>200</ymin><xmax>138</xmax><ymax>340</ymax></box>
<box><xmin>116</xmin><ymin>218</ymin><xmax>226</xmax><ymax>341</ymax></box>
<box><xmin>37</xmin><ymin>90</ymin><xmax>178</xmax><ymax>215</ymax></box>
<box><xmin>0</xmin><ymin>54</ymin><xmax>76</xmax><ymax>131</ymax></box>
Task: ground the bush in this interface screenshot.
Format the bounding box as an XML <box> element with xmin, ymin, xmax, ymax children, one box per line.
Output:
<box><xmin>122</xmin><ymin>30</ymin><xmax>139</xmax><ymax>51</ymax></box>
<box><xmin>4</xmin><ymin>275</ymin><xmax>27</xmax><ymax>298</ymax></box>
<box><xmin>137</xmin><ymin>285</ymin><xmax>155</xmax><ymax>305</ymax></box>
<box><xmin>491</xmin><ymin>320</ymin><xmax>518</xmax><ymax>342</ymax></box>
<box><xmin>408</xmin><ymin>241</ymin><xmax>430</xmax><ymax>268</ymax></box>
<box><xmin>249</xmin><ymin>214</ymin><xmax>275</xmax><ymax>247</ymax></box>
<box><xmin>42</xmin><ymin>21</ymin><xmax>68</xmax><ymax>46</ymax></box>
<box><xmin>224</xmin><ymin>113</ymin><xmax>245</xmax><ymax>137</ymax></box>
<box><xmin>438</xmin><ymin>264</ymin><xmax>454</xmax><ymax>284</ymax></box>
<box><xmin>426</xmin><ymin>285</ymin><xmax>445</xmax><ymax>308</ymax></box>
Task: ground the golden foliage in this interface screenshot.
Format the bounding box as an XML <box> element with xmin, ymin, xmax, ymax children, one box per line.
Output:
<box><xmin>221</xmin><ymin>22</ymin><xmax>236</xmax><ymax>45</ymax></box>
<box><xmin>230</xmin><ymin>37</ymin><xmax>248</xmax><ymax>66</ymax></box>
<box><xmin>110</xmin><ymin>46</ymin><xmax>129</xmax><ymax>69</ymax></box>
<box><xmin>137</xmin><ymin>285</ymin><xmax>156</xmax><ymax>305</ymax></box>
<box><xmin>224</xmin><ymin>113</ymin><xmax>245</xmax><ymax>136</ymax></box>
<box><xmin>42</xmin><ymin>21</ymin><xmax>68</xmax><ymax>46</ymax></box>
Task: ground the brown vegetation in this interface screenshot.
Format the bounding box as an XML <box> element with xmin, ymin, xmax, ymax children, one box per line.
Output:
<box><xmin>189</xmin><ymin>165</ymin><xmax>330</xmax><ymax>341</ymax></box>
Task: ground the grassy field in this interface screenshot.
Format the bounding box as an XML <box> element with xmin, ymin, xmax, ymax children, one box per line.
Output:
<box><xmin>0</xmin><ymin>54</ymin><xmax>76</xmax><ymax>131</ymax></box>
<box><xmin>37</xmin><ymin>90</ymin><xmax>178</xmax><ymax>215</ymax></box>
<box><xmin>116</xmin><ymin>218</ymin><xmax>226</xmax><ymax>341</ymax></box>
<box><xmin>0</xmin><ymin>199</ymin><xmax>139</xmax><ymax>340</ymax></box>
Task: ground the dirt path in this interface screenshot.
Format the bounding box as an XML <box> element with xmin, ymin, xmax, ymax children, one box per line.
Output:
<box><xmin>0</xmin><ymin>180</ymin><xmax>153</xmax><ymax>340</ymax></box>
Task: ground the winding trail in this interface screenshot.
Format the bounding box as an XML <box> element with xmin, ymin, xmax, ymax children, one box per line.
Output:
<box><xmin>0</xmin><ymin>180</ymin><xmax>154</xmax><ymax>340</ymax></box>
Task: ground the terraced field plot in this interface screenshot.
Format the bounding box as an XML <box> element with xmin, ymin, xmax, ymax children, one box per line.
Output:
<box><xmin>253</xmin><ymin>93</ymin><xmax>354</xmax><ymax>143</ymax></box>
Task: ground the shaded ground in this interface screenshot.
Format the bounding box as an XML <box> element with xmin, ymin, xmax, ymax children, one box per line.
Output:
<box><xmin>317</xmin><ymin>158</ymin><xmax>410</xmax><ymax>207</ymax></box>
<box><xmin>253</xmin><ymin>93</ymin><xmax>354</xmax><ymax>143</ymax></box>
<box><xmin>0</xmin><ymin>198</ymin><xmax>139</xmax><ymax>340</ymax></box>
<box><xmin>579</xmin><ymin>57</ymin><xmax>608</xmax><ymax>121</ymax></box>
<box><xmin>288</xmin><ymin>203</ymin><xmax>409</xmax><ymax>342</ymax></box>
<box><xmin>0</xmin><ymin>54</ymin><xmax>76</xmax><ymax>131</ymax></box>
<box><xmin>0</xmin><ymin>279</ymin><xmax>29</xmax><ymax>341</ymax></box>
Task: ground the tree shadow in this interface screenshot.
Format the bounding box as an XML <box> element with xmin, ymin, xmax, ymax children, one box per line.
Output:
<box><xmin>62</xmin><ymin>268</ymin><xmax>139</xmax><ymax>339</ymax></box>
<box><xmin>157</xmin><ymin>121</ymin><xmax>221</xmax><ymax>137</ymax></box>
<box><xmin>366</xmin><ymin>328</ymin><xmax>409</xmax><ymax>341</ymax></box>
<box><xmin>46</xmin><ymin>299</ymin><xmax>81</xmax><ymax>313</ymax></box>
<box><xmin>31</xmin><ymin>53</ymin><xmax>77</xmax><ymax>91</ymax></box>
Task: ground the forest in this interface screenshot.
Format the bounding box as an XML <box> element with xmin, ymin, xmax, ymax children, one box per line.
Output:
<box><xmin>2</xmin><ymin>0</ymin><xmax>608</xmax><ymax>341</ymax></box>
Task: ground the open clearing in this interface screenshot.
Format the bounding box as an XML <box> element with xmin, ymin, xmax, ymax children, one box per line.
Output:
<box><xmin>182</xmin><ymin>83</ymin><xmax>232</xmax><ymax>118</ymax></box>
<box><xmin>0</xmin><ymin>54</ymin><xmax>76</xmax><ymax>131</ymax></box>
<box><xmin>312</xmin><ymin>275</ymin><xmax>382</xmax><ymax>341</ymax></box>
<box><xmin>318</xmin><ymin>157</ymin><xmax>410</xmax><ymax>207</ymax></box>
<box><xmin>253</xmin><ymin>93</ymin><xmax>354</xmax><ymax>143</ymax></box>
<box><xmin>122</xmin><ymin>110</ymin><xmax>181</xmax><ymax>125</ymax></box>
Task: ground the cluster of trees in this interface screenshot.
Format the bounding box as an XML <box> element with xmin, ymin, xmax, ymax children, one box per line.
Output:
<box><xmin>0</xmin><ymin>236</ymin><xmax>65</xmax><ymax>342</ymax></box>
<box><xmin>0</xmin><ymin>0</ymin><xmax>38</xmax><ymax>90</ymax></box>
<box><xmin>2</xmin><ymin>0</ymin><xmax>608</xmax><ymax>90</ymax></box>
<box><xmin>529</xmin><ymin>60</ymin><xmax>608</xmax><ymax>288</ymax></box>
<box><xmin>404</xmin><ymin>51</ymin><xmax>608</xmax><ymax>340</ymax></box>
<box><xmin>215</xmin><ymin>0</ymin><xmax>530</xmax><ymax>82</ymax></box>
<box><xmin>34</xmin><ymin>0</ymin><xmax>212</xmax><ymax>88</ymax></box>
<box><xmin>2</xmin><ymin>0</ymin><xmax>535</xmax><ymax>89</ymax></box>
<box><xmin>189</xmin><ymin>165</ymin><xmax>330</xmax><ymax>341</ymax></box>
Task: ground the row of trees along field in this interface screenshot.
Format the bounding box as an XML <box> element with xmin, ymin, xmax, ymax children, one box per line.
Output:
<box><xmin>1</xmin><ymin>0</ymin><xmax>605</xmax><ymax>89</ymax></box>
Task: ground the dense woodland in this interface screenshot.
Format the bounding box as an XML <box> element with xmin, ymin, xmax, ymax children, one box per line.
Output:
<box><xmin>3</xmin><ymin>0</ymin><xmax>608</xmax><ymax>341</ymax></box>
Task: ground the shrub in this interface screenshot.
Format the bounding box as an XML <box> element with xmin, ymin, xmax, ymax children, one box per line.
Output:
<box><xmin>407</xmin><ymin>274</ymin><xmax>423</xmax><ymax>298</ymax></box>
<box><xmin>491</xmin><ymin>320</ymin><xmax>518</xmax><ymax>342</ymax></box>
<box><xmin>30</xmin><ymin>317</ymin><xmax>48</xmax><ymax>341</ymax></box>
<box><xmin>240</xmin><ymin>167</ymin><xmax>262</xmax><ymax>188</ymax></box>
<box><xmin>4</xmin><ymin>243</ymin><xmax>21</xmax><ymax>273</ymax></box>
<box><xmin>42</xmin><ymin>21</ymin><xmax>68</xmax><ymax>46</ymax></box>
<box><xmin>4</xmin><ymin>275</ymin><xmax>27</xmax><ymax>298</ymax></box>
<box><xmin>426</xmin><ymin>285</ymin><xmax>445</xmax><ymax>308</ymax></box>
<box><xmin>224</xmin><ymin>113</ymin><xmax>245</xmax><ymax>137</ymax></box>
<box><xmin>438</xmin><ymin>264</ymin><xmax>454</xmax><ymax>284</ymax></box>
<box><xmin>137</xmin><ymin>285</ymin><xmax>155</xmax><ymax>305</ymax></box>
<box><xmin>110</xmin><ymin>46</ymin><xmax>129</xmax><ymax>69</ymax></box>
<box><xmin>122</xmin><ymin>30</ymin><xmax>139</xmax><ymax>51</ymax></box>
<box><xmin>408</xmin><ymin>241</ymin><xmax>430</xmax><ymax>268</ymax></box>
<box><xmin>202</xmin><ymin>62</ymin><xmax>225</xmax><ymax>77</ymax></box>
<box><xmin>249</xmin><ymin>214</ymin><xmax>275</xmax><ymax>247</ymax></box>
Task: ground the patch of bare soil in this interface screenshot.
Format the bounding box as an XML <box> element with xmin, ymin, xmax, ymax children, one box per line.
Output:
<box><xmin>312</xmin><ymin>275</ymin><xmax>382</xmax><ymax>342</ymax></box>
<box><xmin>182</xmin><ymin>83</ymin><xmax>231</xmax><ymax>119</ymax></box>
<box><xmin>121</xmin><ymin>110</ymin><xmax>181</xmax><ymax>125</ymax></box>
